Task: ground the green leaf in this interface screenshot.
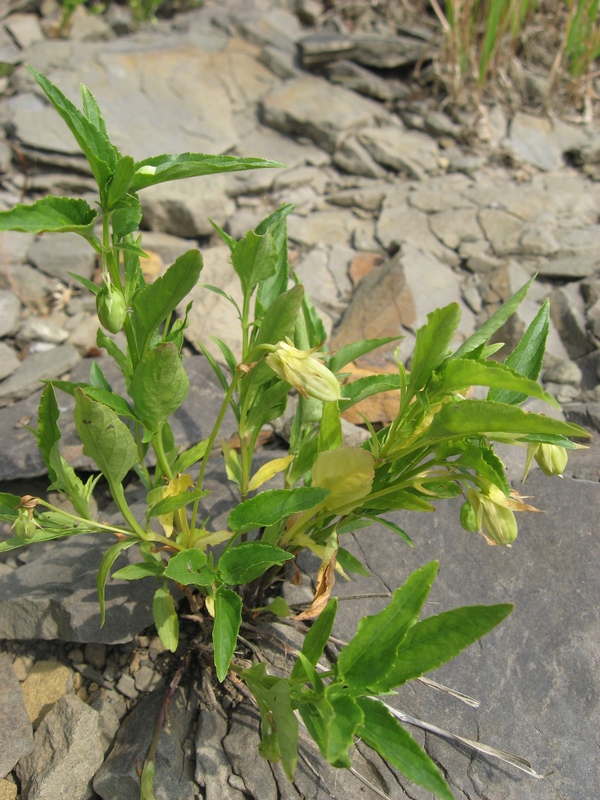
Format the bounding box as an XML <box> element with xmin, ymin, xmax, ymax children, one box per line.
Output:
<box><xmin>73</xmin><ymin>389</ymin><xmax>138</xmax><ymax>484</ymax></box>
<box><xmin>329</xmin><ymin>337</ymin><xmax>401</xmax><ymax>374</ymax></box>
<box><xmin>265</xmin><ymin>680</ymin><xmax>299</xmax><ymax>780</ymax></box>
<box><xmin>209</xmin><ymin>218</ymin><xmax>237</xmax><ymax>252</ymax></box>
<box><xmin>336</xmin><ymin>548</ymin><xmax>370</xmax><ymax>576</ymax></box>
<box><xmin>218</xmin><ymin>542</ymin><xmax>294</xmax><ymax>585</ymax></box>
<box><xmin>231</xmin><ymin>229</ymin><xmax>277</xmax><ymax>294</ymax></box>
<box><xmin>433</xmin><ymin>359</ymin><xmax>558</xmax><ymax>408</ymax></box>
<box><xmin>337</xmin><ymin>562</ymin><xmax>438</xmax><ymax>692</ymax></box>
<box><xmin>365</xmin><ymin>515</ymin><xmax>413</xmax><ymax>546</ymax></box>
<box><xmin>323</xmin><ymin>689</ymin><xmax>364</xmax><ymax>769</ymax></box>
<box><xmin>174</xmin><ymin>439</ymin><xmax>209</xmax><ymax>473</ymax></box>
<box><xmin>148</xmin><ymin>487</ymin><xmax>210</xmax><ymax>517</ymax></box>
<box><xmin>362</xmin><ymin>490</ymin><xmax>435</xmax><ymax>513</ymax></box>
<box><xmin>378</xmin><ymin>604</ymin><xmax>513</xmax><ymax>690</ymax></box>
<box><xmin>0</xmin><ymin>196</ymin><xmax>98</xmax><ymax>237</ymax></box>
<box><xmin>318</xmin><ymin>401</ymin><xmax>342</xmax><ymax>453</ymax></box>
<box><xmin>338</xmin><ymin>374</ymin><xmax>403</xmax><ymax>411</ymax></box>
<box><xmin>163</xmin><ymin>549</ymin><xmax>215</xmax><ymax>587</ymax></box>
<box><xmin>489</xmin><ymin>299</ymin><xmax>550</xmax><ymax>405</ymax></box>
<box><xmin>245</xmin><ymin>380</ymin><xmax>289</xmax><ymax>430</ymax></box>
<box><xmin>213</xmin><ymin>587</ymin><xmax>243</xmax><ymax>681</ymax></box>
<box><xmin>132</xmin><ymin>153</ymin><xmax>284</xmax><ymax>191</ymax></box>
<box><xmin>424</xmin><ymin>399</ymin><xmax>589</xmax><ymax>443</ymax></box>
<box><xmin>408</xmin><ymin>304</ymin><xmax>461</xmax><ymax>397</ymax></box>
<box><xmin>153</xmin><ymin>585</ymin><xmax>179</xmax><ymax>652</ymax></box>
<box><xmin>452</xmin><ymin>275</ymin><xmax>536</xmax><ymax>360</ymax></box>
<box><xmin>255</xmin><ymin>208</ymin><xmax>293</xmax><ymax>313</ymax></box>
<box><xmin>36</xmin><ymin>383</ymin><xmax>62</xmax><ymax>485</ymax></box>
<box><xmin>256</xmin><ymin>284</ymin><xmax>305</xmax><ymax>348</ymax></box>
<box><xmin>0</xmin><ymin>492</ymin><xmax>21</xmax><ymax>520</ymax></box>
<box><xmin>130</xmin><ymin>343</ymin><xmax>189</xmax><ymax>432</ymax></box>
<box><xmin>111</xmin><ymin>194</ymin><xmax>142</xmax><ymax>239</ymax></box>
<box><xmin>112</xmin><ymin>561</ymin><xmax>165</xmax><ymax>580</ymax></box>
<box><xmin>96</xmin><ymin>329</ymin><xmax>130</xmax><ymax>380</ymax></box>
<box><xmin>84</xmin><ymin>387</ymin><xmax>137</xmax><ymax>420</ymax></box>
<box><xmin>97</xmin><ymin>539</ymin><xmax>136</xmax><ymax>625</ymax></box>
<box><xmin>291</xmin><ymin>597</ymin><xmax>338</xmax><ymax>681</ymax></box>
<box><xmin>227</xmin><ymin>488</ymin><xmax>329</xmax><ymax>535</ymax></box>
<box><xmin>131</xmin><ymin>250</ymin><xmax>202</xmax><ymax>357</ymax></box>
<box><xmin>29</xmin><ymin>66</ymin><xmax>118</xmax><ymax>188</ymax></box>
<box><xmin>357</xmin><ymin>698</ymin><xmax>454</xmax><ymax>800</ymax></box>
<box><xmin>106</xmin><ymin>155</ymin><xmax>135</xmax><ymax>208</ymax></box>
<box><xmin>81</xmin><ymin>83</ymin><xmax>109</xmax><ymax>136</ymax></box>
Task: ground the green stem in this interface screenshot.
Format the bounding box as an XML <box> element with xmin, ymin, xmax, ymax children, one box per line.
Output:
<box><xmin>153</xmin><ymin>425</ymin><xmax>190</xmax><ymax>544</ymax></box>
<box><xmin>35</xmin><ymin>499</ymin><xmax>132</xmax><ymax>535</ymax></box>
<box><xmin>109</xmin><ymin>480</ymin><xmax>149</xmax><ymax>540</ymax></box>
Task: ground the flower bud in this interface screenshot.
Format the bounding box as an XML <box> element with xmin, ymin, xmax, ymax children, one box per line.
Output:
<box><xmin>96</xmin><ymin>281</ymin><xmax>127</xmax><ymax>334</ymax></box>
<box><xmin>12</xmin><ymin>508</ymin><xmax>37</xmax><ymax>541</ymax></box>
<box><xmin>465</xmin><ymin>487</ymin><xmax>519</xmax><ymax>546</ymax></box>
<box><xmin>266</xmin><ymin>339</ymin><xmax>341</xmax><ymax>403</ymax></box>
<box><xmin>459</xmin><ymin>500</ymin><xmax>478</xmax><ymax>532</ymax></box>
<box><xmin>534</xmin><ymin>443</ymin><xmax>568</xmax><ymax>477</ymax></box>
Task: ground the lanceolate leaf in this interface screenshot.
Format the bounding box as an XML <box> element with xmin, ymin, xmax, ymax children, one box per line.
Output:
<box><xmin>338</xmin><ymin>374</ymin><xmax>403</xmax><ymax>411</ymax></box>
<box><xmin>227</xmin><ymin>487</ymin><xmax>329</xmax><ymax>534</ymax></box>
<box><xmin>97</xmin><ymin>539</ymin><xmax>136</xmax><ymax>625</ymax></box>
<box><xmin>131</xmin><ymin>153</ymin><xmax>285</xmax><ymax>191</ymax></box>
<box><xmin>489</xmin><ymin>299</ymin><xmax>550</xmax><ymax>406</ymax></box>
<box><xmin>153</xmin><ymin>585</ymin><xmax>179</xmax><ymax>652</ymax></box>
<box><xmin>357</xmin><ymin>698</ymin><xmax>454</xmax><ymax>800</ymax></box>
<box><xmin>218</xmin><ymin>542</ymin><xmax>294</xmax><ymax>585</ymax></box>
<box><xmin>408</xmin><ymin>304</ymin><xmax>461</xmax><ymax>397</ymax></box>
<box><xmin>74</xmin><ymin>389</ymin><xmax>138</xmax><ymax>484</ymax></box>
<box><xmin>323</xmin><ymin>690</ymin><xmax>364</xmax><ymax>769</ymax></box>
<box><xmin>337</xmin><ymin>562</ymin><xmax>438</xmax><ymax>692</ymax></box>
<box><xmin>452</xmin><ymin>275</ymin><xmax>535</xmax><ymax>360</ymax></box>
<box><xmin>377</xmin><ymin>604</ymin><xmax>513</xmax><ymax>690</ymax></box>
<box><xmin>131</xmin><ymin>250</ymin><xmax>202</xmax><ymax>357</ymax></box>
<box><xmin>424</xmin><ymin>399</ymin><xmax>589</xmax><ymax>443</ymax></box>
<box><xmin>264</xmin><ymin>680</ymin><xmax>299</xmax><ymax>780</ymax></box>
<box><xmin>291</xmin><ymin>597</ymin><xmax>338</xmax><ymax>681</ymax></box>
<box><xmin>0</xmin><ymin>196</ymin><xmax>98</xmax><ymax>237</ymax></box>
<box><xmin>29</xmin><ymin>66</ymin><xmax>118</xmax><ymax>188</ymax></box>
<box><xmin>213</xmin><ymin>587</ymin><xmax>243</xmax><ymax>682</ymax></box>
<box><xmin>231</xmin><ymin>229</ymin><xmax>277</xmax><ymax>294</ymax></box>
<box><xmin>328</xmin><ymin>337</ymin><xmax>400</xmax><ymax>374</ymax></box>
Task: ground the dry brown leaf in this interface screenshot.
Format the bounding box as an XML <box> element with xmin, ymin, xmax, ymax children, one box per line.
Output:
<box><xmin>293</xmin><ymin>550</ymin><xmax>337</xmax><ymax>621</ymax></box>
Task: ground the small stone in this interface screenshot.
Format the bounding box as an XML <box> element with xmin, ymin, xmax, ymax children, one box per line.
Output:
<box><xmin>18</xmin><ymin>316</ymin><xmax>69</xmax><ymax>345</ymax></box>
<box><xmin>134</xmin><ymin>664</ymin><xmax>163</xmax><ymax>693</ymax></box>
<box><xmin>359</xmin><ymin>125</ymin><xmax>440</xmax><ymax>179</ymax></box>
<box><xmin>0</xmin><ymin>654</ymin><xmax>33</xmax><ymax>778</ymax></box>
<box><xmin>84</xmin><ymin>642</ymin><xmax>107</xmax><ymax>671</ymax></box>
<box><xmin>3</xmin><ymin>13</ymin><xmax>44</xmax><ymax>49</ymax></box>
<box><xmin>20</xmin><ymin>660</ymin><xmax>73</xmax><ymax>728</ymax></box>
<box><xmin>333</xmin><ymin>134</ymin><xmax>387</xmax><ymax>178</ymax></box>
<box><xmin>0</xmin><ymin>342</ymin><xmax>20</xmax><ymax>381</ymax></box>
<box><xmin>0</xmin><ymin>778</ymin><xmax>17</xmax><ymax>800</ymax></box>
<box><xmin>12</xmin><ymin>655</ymin><xmax>33</xmax><ymax>682</ymax></box>
<box><xmin>478</xmin><ymin>207</ymin><xmax>524</xmax><ymax>256</ymax></box>
<box><xmin>116</xmin><ymin>673</ymin><xmax>138</xmax><ymax>700</ymax></box>
<box><xmin>543</xmin><ymin>359</ymin><xmax>582</xmax><ymax>388</ymax></box>
<box><xmin>28</xmin><ymin>232</ymin><xmax>97</xmax><ymax>284</ymax></box>
<box><xmin>0</xmin><ymin>290</ymin><xmax>21</xmax><ymax>338</ymax></box>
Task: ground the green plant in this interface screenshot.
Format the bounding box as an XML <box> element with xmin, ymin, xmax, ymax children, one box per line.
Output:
<box><xmin>0</xmin><ymin>67</ymin><xmax>588</xmax><ymax>799</ymax></box>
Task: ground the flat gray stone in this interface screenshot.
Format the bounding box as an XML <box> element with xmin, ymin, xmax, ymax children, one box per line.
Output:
<box><xmin>261</xmin><ymin>75</ymin><xmax>387</xmax><ymax>153</ymax></box>
<box><xmin>505</xmin><ymin>112</ymin><xmax>564</xmax><ymax>171</ymax></box>
<box><xmin>287</xmin><ymin>209</ymin><xmax>358</xmax><ymax>248</ymax></box>
<box><xmin>93</xmin><ymin>685</ymin><xmax>198</xmax><ymax>800</ymax></box>
<box><xmin>428</xmin><ymin>208</ymin><xmax>483</xmax><ymax>250</ymax></box>
<box><xmin>0</xmin><ymin>290</ymin><xmax>21</xmax><ymax>338</ymax></box>
<box><xmin>16</xmin><ymin>694</ymin><xmax>104</xmax><ymax>800</ymax></box>
<box><xmin>0</xmin><ymin>653</ymin><xmax>33</xmax><ymax>778</ymax></box>
<box><xmin>359</xmin><ymin>126</ymin><xmax>440</xmax><ymax>179</ymax></box>
<box><xmin>195</xmin><ymin>704</ymin><xmax>246</xmax><ymax>800</ymax></box>
<box><xmin>142</xmin><ymin>174</ymin><xmax>234</xmax><ymax>238</ymax></box>
<box><xmin>0</xmin><ymin>341</ymin><xmax>20</xmax><ymax>381</ymax></box>
<box><xmin>0</xmin><ymin>345</ymin><xmax>81</xmax><ymax>408</ymax></box>
<box><xmin>329</xmin><ymin>470</ymin><xmax>599</xmax><ymax>800</ymax></box>
<box><xmin>333</xmin><ymin>134</ymin><xmax>387</xmax><ymax>178</ymax></box>
<box><xmin>323</xmin><ymin>58</ymin><xmax>394</xmax><ymax>101</ymax></box>
<box><xmin>478</xmin><ymin>207</ymin><xmax>524</xmax><ymax>256</ymax></box>
<box><xmin>27</xmin><ymin>232</ymin><xmax>97</xmax><ymax>284</ymax></box>
<box><xmin>377</xmin><ymin>201</ymin><xmax>459</xmax><ymax>265</ymax></box>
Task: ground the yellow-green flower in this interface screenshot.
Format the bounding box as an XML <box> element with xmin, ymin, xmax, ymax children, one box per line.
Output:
<box><xmin>466</xmin><ymin>486</ymin><xmax>520</xmax><ymax>546</ymax></box>
<box><xmin>266</xmin><ymin>339</ymin><xmax>341</xmax><ymax>402</ymax></box>
<box><xmin>532</xmin><ymin>443</ymin><xmax>568</xmax><ymax>477</ymax></box>
<box><xmin>312</xmin><ymin>447</ymin><xmax>375</xmax><ymax>512</ymax></box>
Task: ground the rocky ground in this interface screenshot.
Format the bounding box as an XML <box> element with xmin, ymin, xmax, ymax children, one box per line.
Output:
<box><xmin>0</xmin><ymin>1</ymin><xmax>598</xmax><ymax>799</ymax></box>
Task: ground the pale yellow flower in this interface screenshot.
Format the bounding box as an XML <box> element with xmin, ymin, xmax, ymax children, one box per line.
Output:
<box><xmin>266</xmin><ymin>339</ymin><xmax>341</xmax><ymax>402</ymax></box>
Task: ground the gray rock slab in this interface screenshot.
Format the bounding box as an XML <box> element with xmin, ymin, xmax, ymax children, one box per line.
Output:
<box><xmin>0</xmin><ymin>653</ymin><xmax>33</xmax><ymax>778</ymax></box>
<box><xmin>141</xmin><ymin>174</ymin><xmax>235</xmax><ymax>238</ymax></box>
<box><xmin>505</xmin><ymin>112</ymin><xmax>564</xmax><ymax>171</ymax></box>
<box><xmin>0</xmin><ymin>341</ymin><xmax>20</xmax><ymax>381</ymax></box>
<box><xmin>0</xmin><ymin>290</ymin><xmax>21</xmax><ymax>338</ymax></box>
<box><xmin>298</xmin><ymin>31</ymin><xmax>428</xmax><ymax>69</ymax></box>
<box><xmin>377</xmin><ymin>201</ymin><xmax>459</xmax><ymax>265</ymax></box>
<box><xmin>0</xmin><ymin>263</ymin><xmax>54</xmax><ymax>305</ymax></box>
<box><xmin>428</xmin><ymin>207</ymin><xmax>483</xmax><ymax>250</ymax></box>
<box><xmin>333</xmin><ymin>133</ymin><xmax>387</xmax><ymax>178</ymax></box>
<box><xmin>287</xmin><ymin>209</ymin><xmax>358</xmax><ymax>248</ymax></box>
<box><xmin>16</xmin><ymin>694</ymin><xmax>104</xmax><ymax>800</ymax></box>
<box><xmin>478</xmin><ymin>207</ymin><xmax>524</xmax><ymax>256</ymax></box>
<box><xmin>359</xmin><ymin>126</ymin><xmax>440</xmax><ymax>179</ymax></box>
<box><xmin>260</xmin><ymin>75</ymin><xmax>387</xmax><ymax>153</ymax></box>
<box><xmin>0</xmin><ymin>344</ymin><xmax>81</xmax><ymax>408</ymax></box>
<box><xmin>408</xmin><ymin>174</ymin><xmax>474</xmax><ymax>212</ymax></box>
<box><xmin>27</xmin><ymin>231</ymin><xmax>97</xmax><ymax>284</ymax></box>
<box><xmin>195</xmin><ymin>704</ymin><xmax>247</xmax><ymax>800</ymax></box>
<box><xmin>328</xmin><ymin>470</ymin><xmax>599</xmax><ymax>800</ymax></box>
<box><xmin>93</xmin><ymin>684</ymin><xmax>198</xmax><ymax>800</ymax></box>
<box><xmin>322</xmin><ymin>58</ymin><xmax>395</xmax><ymax>101</ymax></box>
<box><xmin>0</xmin><ymin>534</ymin><xmax>156</xmax><ymax>643</ymax></box>
<box><xmin>294</xmin><ymin>243</ymin><xmax>354</xmax><ymax>322</ymax></box>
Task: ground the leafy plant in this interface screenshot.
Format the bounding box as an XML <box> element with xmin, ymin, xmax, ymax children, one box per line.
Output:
<box><xmin>0</xmin><ymin>67</ymin><xmax>588</xmax><ymax>799</ymax></box>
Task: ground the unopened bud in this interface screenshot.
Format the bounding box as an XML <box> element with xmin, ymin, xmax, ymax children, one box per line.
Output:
<box><xmin>266</xmin><ymin>339</ymin><xmax>341</xmax><ymax>403</ymax></box>
<box><xmin>12</xmin><ymin>508</ymin><xmax>37</xmax><ymax>541</ymax></box>
<box><xmin>466</xmin><ymin>487</ymin><xmax>518</xmax><ymax>546</ymax></box>
<box><xmin>96</xmin><ymin>281</ymin><xmax>127</xmax><ymax>334</ymax></box>
<box><xmin>459</xmin><ymin>500</ymin><xmax>478</xmax><ymax>532</ymax></box>
<box><xmin>534</xmin><ymin>443</ymin><xmax>568</xmax><ymax>477</ymax></box>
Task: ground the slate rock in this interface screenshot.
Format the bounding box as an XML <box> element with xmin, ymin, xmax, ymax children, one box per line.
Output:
<box><xmin>333</xmin><ymin>133</ymin><xmax>387</xmax><ymax>178</ymax></box>
<box><xmin>142</xmin><ymin>174</ymin><xmax>234</xmax><ymax>238</ymax></box>
<box><xmin>27</xmin><ymin>231</ymin><xmax>97</xmax><ymax>284</ymax></box>
<box><xmin>0</xmin><ymin>263</ymin><xmax>54</xmax><ymax>305</ymax></box>
<box><xmin>2</xmin><ymin>13</ymin><xmax>44</xmax><ymax>50</ymax></box>
<box><xmin>0</xmin><ymin>653</ymin><xmax>33</xmax><ymax>778</ymax></box>
<box><xmin>260</xmin><ymin>75</ymin><xmax>387</xmax><ymax>153</ymax></box>
<box><xmin>0</xmin><ymin>535</ymin><xmax>156</xmax><ymax>643</ymax></box>
<box><xmin>0</xmin><ymin>341</ymin><xmax>20</xmax><ymax>381</ymax></box>
<box><xmin>377</xmin><ymin>201</ymin><xmax>459</xmax><ymax>265</ymax></box>
<box><xmin>195</xmin><ymin>704</ymin><xmax>246</xmax><ymax>800</ymax></box>
<box><xmin>298</xmin><ymin>31</ymin><xmax>428</xmax><ymax>69</ymax></box>
<box><xmin>93</xmin><ymin>685</ymin><xmax>198</xmax><ymax>800</ymax></box>
<box><xmin>20</xmin><ymin>659</ymin><xmax>73</xmax><ymax>728</ymax></box>
<box><xmin>0</xmin><ymin>344</ymin><xmax>81</xmax><ymax>408</ymax></box>
<box><xmin>322</xmin><ymin>58</ymin><xmax>394</xmax><ymax>101</ymax></box>
<box><xmin>549</xmin><ymin>284</ymin><xmax>591</xmax><ymax>360</ymax></box>
<box><xmin>0</xmin><ymin>290</ymin><xmax>22</xmax><ymax>338</ymax></box>
<box><xmin>359</xmin><ymin>125</ymin><xmax>440</xmax><ymax>179</ymax></box>
<box><xmin>16</xmin><ymin>694</ymin><xmax>104</xmax><ymax>800</ymax></box>
<box><xmin>504</xmin><ymin>112</ymin><xmax>564</xmax><ymax>171</ymax></box>
<box><xmin>287</xmin><ymin>209</ymin><xmax>358</xmax><ymax>248</ymax></box>
<box><xmin>330</xmin><ymin>470</ymin><xmax>599</xmax><ymax>800</ymax></box>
